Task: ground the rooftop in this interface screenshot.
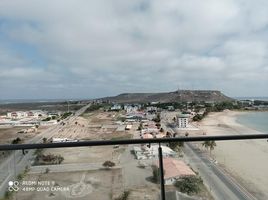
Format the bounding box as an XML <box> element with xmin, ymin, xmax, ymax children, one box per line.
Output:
<box><xmin>157</xmin><ymin>158</ymin><xmax>195</xmax><ymax>179</ymax></box>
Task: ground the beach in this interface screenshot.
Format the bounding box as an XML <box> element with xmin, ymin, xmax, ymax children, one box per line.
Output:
<box><xmin>199</xmin><ymin>110</ymin><xmax>268</xmax><ymax>200</ymax></box>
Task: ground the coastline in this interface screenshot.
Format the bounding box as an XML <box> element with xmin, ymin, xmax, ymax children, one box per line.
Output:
<box><xmin>198</xmin><ymin>110</ymin><xmax>268</xmax><ymax>200</ymax></box>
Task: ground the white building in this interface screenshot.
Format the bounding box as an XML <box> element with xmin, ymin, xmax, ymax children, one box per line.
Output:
<box><xmin>177</xmin><ymin>114</ymin><xmax>189</xmax><ymax>128</ymax></box>
<box><xmin>110</xmin><ymin>104</ymin><xmax>122</xmax><ymax>111</ymax></box>
<box><xmin>7</xmin><ymin>110</ymin><xmax>46</xmax><ymax>119</ymax></box>
<box><xmin>124</xmin><ymin>105</ymin><xmax>140</xmax><ymax>113</ymax></box>
<box><xmin>133</xmin><ymin>145</ymin><xmax>176</xmax><ymax>160</ymax></box>
<box><xmin>7</xmin><ymin>111</ymin><xmax>27</xmax><ymax>119</ymax></box>
<box><xmin>146</xmin><ymin>106</ymin><xmax>158</xmax><ymax>113</ymax></box>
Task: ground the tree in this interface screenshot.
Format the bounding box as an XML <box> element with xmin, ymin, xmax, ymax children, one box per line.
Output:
<box><xmin>202</xmin><ymin>140</ymin><xmax>216</xmax><ymax>156</ymax></box>
<box><xmin>102</xmin><ymin>161</ymin><xmax>115</xmax><ymax>169</ymax></box>
<box><xmin>42</xmin><ymin>137</ymin><xmax>47</xmax><ymax>143</ymax></box>
<box><xmin>12</xmin><ymin>137</ymin><xmax>22</xmax><ymax>144</ymax></box>
<box><xmin>115</xmin><ymin>190</ymin><xmax>130</xmax><ymax>200</ymax></box>
<box><xmin>174</xmin><ymin>176</ymin><xmax>203</xmax><ymax>195</ymax></box>
<box><xmin>169</xmin><ymin>141</ymin><xmax>184</xmax><ymax>152</ymax></box>
<box><xmin>153</xmin><ymin>113</ymin><xmax>161</xmax><ymax>123</ymax></box>
<box><xmin>166</xmin><ymin>131</ymin><xmax>172</xmax><ymax>138</ymax></box>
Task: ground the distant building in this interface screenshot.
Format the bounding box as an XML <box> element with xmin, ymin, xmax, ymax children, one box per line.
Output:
<box><xmin>167</xmin><ymin>106</ymin><xmax>175</xmax><ymax>111</ymax></box>
<box><xmin>7</xmin><ymin>111</ymin><xmax>27</xmax><ymax>119</ymax></box>
<box><xmin>7</xmin><ymin>110</ymin><xmax>46</xmax><ymax>119</ymax></box>
<box><xmin>124</xmin><ymin>104</ymin><xmax>140</xmax><ymax>113</ymax></box>
<box><xmin>133</xmin><ymin>145</ymin><xmax>176</xmax><ymax>160</ymax></box>
<box><xmin>146</xmin><ymin>106</ymin><xmax>158</xmax><ymax>113</ymax></box>
<box><xmin>110</xmin><ymin>104</ymin><xmax>122</xmax><ymax>111</ymax></box>
<box><xmin>176</xmin><ymin>114</ymin><xmax>189</xmax><ymax>128</ymax></box>
<box><xmin>142</xmin><ymin>133</ymin><xmax>154</xmax><ymax>139</ymax></box>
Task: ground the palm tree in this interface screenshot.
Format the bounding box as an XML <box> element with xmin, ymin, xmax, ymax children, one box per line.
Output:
<box><xmin>202</xmin><ymin>140</ymin><xmax>216</xmax><ymax>156</ymax></box>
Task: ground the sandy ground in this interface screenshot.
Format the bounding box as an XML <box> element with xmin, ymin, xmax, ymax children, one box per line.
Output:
<box><xmin>0</xmin><ymin>126</ymin><xmax>47</xmax><ymax>144</ymax></box>
<box><xmin>53</xmin><ymin>111</ymin><xmax>134</xmax><ymax>140</ymax></box>
<box><xmin>198</xmin><ymin>110</ymin><xmax>268</xmax><ymax>200</ymax></box>
<box><xmin>12</xmin><ymin>169</ymin><xmax>123</xmax><ymax>200</ymax></box>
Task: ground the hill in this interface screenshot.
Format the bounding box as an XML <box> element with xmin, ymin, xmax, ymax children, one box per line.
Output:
<box><xmin>101</xmin><ymin>90</ymin><xmax>234</xmax><ymax>103</ymax></box>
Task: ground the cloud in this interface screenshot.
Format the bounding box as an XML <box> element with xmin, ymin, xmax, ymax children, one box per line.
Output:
<box><xmin>0</xmin><ymin>0</ymin><xmax>268</xmax><ymax>98</ymax></box>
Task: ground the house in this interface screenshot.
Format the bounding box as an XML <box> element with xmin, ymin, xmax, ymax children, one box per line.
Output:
<box><xmin>133</xmin><ymin>145</ymin><xmax>176</xmax><ymax>160</ymax></box>
<box><xmin>142</xmin><ymin>133</ymin><xmax>154</xmax><ymax>139</ymax></box>
<box><xmin>125</xmin><ymin>124</ymin><xmax>132</xmax><ymax>130</ymax></box>
<box><xmin>6</xmin><ymin>110</ymin><xmax>46</xmax><ymax>119</ymax></box>
<box><xmin>7</xmin><ymin>111</ymin><xmax>27</xmax><ymax>119</ymax></box>
<box><xmin>125</xmin><ymin>112</ymin><xmax>146</xmax><ymax>122</ymax></box>
<box><xmin>146</xmin><ymin>106</ymin><xmax>158</xmax><ymax>113</ymax></box>
<box><xmin>167</xmin><ymin>106</ymin><xmax>175</xmax><ymax>111</ymax></box>
<box><xmin>124</xmin><ymin>104</ymin><xmax>140</xmax><ymax>113</ymax></box>
<box><xmin>110</xmin><ymin>104</ymin><xmax>122</xmax><ymax>111</ymax></box>
<box><xmin>155</xmin><ymin>133</ymin><xmax>166</xmax><ymax>138</ymax></box>
<box><xmin>156</xmin><ymin>158</ymin><xmax>196</xmax><ymax>185</ymax></box>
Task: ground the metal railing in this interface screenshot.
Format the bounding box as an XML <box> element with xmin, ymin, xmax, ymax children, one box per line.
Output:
<box><xmin>1</xmin><ymin>133</ymin><xmax>268</xmax><ymax>200</ymax></box>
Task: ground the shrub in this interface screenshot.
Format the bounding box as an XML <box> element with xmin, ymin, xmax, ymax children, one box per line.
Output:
<box><xmin>174</xmin><ymin>176</ymin><xmax>203</xmax><ymax>195</ymax></box>
<box><xmin>114</xmin><ymin>190</ymin><xmax>130</xmax><ymax>200</ymax></box>
<box><xmin>12</xmin><ymin>137</ymin><xmax>22</xmax><ymax>144</ymax></box>
<box><xmin>103</xmin><ymin>161</ymin><xmax>115</xmax><ymax>168</ymax></box>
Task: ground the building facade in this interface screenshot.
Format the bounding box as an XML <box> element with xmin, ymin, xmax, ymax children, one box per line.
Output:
<box><xmin>177</xmin><ymin>114</ymin><xmax>189</xmax><ymax>128</ymax></box>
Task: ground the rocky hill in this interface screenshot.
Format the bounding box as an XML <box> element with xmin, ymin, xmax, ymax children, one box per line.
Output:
<box><xmin>101</xmin><ymin>90</ymin><xmax>234</xmax><ymax>103</ymax></box>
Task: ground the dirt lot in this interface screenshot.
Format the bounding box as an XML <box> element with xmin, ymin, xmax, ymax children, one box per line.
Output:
<box><xmin>12</xmin><ymin>169</ymin><xmax>123</xmax><ymax>200</ymax></box>
<box><xmin>43</xmin><ymin>146</ymin><xmax>126</xmax><ymax>165</ymax></box>
<box><xmin>0</xmin><ymin>126</ymin><xmax>47</xmax><ymax>144</ymax></box>
<box><xmin>53</xmin><ymin>111</ymin><xmax>135</xmax><ymax>140</ymax></box>
<box><xmin>127</xmin><ymin>186</ymin><xmax>159</xmax><ymax>200</ymax></box>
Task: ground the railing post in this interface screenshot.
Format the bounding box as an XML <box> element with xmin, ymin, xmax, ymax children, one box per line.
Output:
<box><xmin>158</xmin><ymin>143</ymin><xmax>166</xmax><ymax>200</ymax></box>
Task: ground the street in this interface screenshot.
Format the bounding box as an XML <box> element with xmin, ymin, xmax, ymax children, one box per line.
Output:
<box><xmin>183</xmin><ymin>142</ymin><xmax>255</xmax><ymax>200</ymax></box>
<box><xmin>0</xmin><ymin>103</ymin><xmax>91</xmax><ymax>197</ymax></box>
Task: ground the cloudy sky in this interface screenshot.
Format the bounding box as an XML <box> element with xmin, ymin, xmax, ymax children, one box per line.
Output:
<box><xmin>0</xmin><ymin>0</ymin><xmax>268</xmax><ymax>99</ymax></box>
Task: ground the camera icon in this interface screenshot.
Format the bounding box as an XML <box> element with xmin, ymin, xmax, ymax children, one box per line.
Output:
<box><xmin>8</xmin><ymin>181</ymin><xmax>19</xmax><ymax>192</ymax></box>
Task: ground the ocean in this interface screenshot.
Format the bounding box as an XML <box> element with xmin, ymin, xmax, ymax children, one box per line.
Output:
<box><xmin>236</xmin><ymin>112</ymin><xmax>268</xmax><ymax>133</ymax></box>
<box><xmin>0</xmin><ymin>99</ymin><xmax>86</xmax><ymax>105</ymax></box>
<box><xmin>235</xmin><ymin>97</ymin><xmax>268</xmax><ymax>101</ymax></box>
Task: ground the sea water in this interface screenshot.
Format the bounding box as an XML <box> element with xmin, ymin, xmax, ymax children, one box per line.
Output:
<box><xmin>236</xmin><ymin>112</ymin><xmax>268</xmax><ymax>133</ymax></box>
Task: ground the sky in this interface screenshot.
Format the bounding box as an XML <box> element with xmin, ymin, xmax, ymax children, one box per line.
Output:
<box><xmin>0</xmin><ymin>0</ymin><xmax>268</xmax><ymax>99</ymax></box>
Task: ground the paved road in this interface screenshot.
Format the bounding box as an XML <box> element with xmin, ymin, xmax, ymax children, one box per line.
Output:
<box><xmin>0</xmin><ymin>103</ymin><xmax>91</xmax><ymax>197</ymax></box>
<box><xmin>160</xmin><ymin>112</ymin><xmax>256</xmax><ymax>200</ymax></box>
<box><xmin>167</xmin><ymin>128</ymin><xmax>256</xmax><ymax>200</ymax></box>
<box><xmin>184</xmin><ymin>142</ymin><xmax>255</xmax><ymax>200</ymax></box>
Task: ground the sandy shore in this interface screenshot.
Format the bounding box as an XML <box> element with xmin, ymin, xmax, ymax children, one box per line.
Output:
<box><xmin>199</xmin><ymin>110</ymin><xmax>268</xmax><ymax>200</ymax></box>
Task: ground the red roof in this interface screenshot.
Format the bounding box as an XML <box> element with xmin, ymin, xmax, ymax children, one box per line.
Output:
<box><xmin>157</xmin><ymin>158</ymin><xmax>195</xmax><ymax>179</ymax></box>
<box><xmin>142</xmin><ymin>133</ymin><xmax>154</xmax><ymax>139</ymax></box>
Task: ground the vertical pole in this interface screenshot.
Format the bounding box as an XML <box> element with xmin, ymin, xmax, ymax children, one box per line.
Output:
<box><xmin>158</xmin><ymin>143</ymin><xmax>166</xmax><ymax>200</ymax></box>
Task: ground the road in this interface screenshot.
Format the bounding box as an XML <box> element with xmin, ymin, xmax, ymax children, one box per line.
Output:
<box><xmin>183</xmin><ymin>142</ymin><xmax>255</xmax><ymax>200</ymax></box>
<box><xmin>165</xmin><ymin>126</ymin><xmax>256</xmax><ymax>200</ymax></box>
<box><xmin>0</xmin><ymin>103</ymin><xmax>91</xmax><ymax>197</ymax></box>
<box><xmin>161</xmin><ymin>112</ymin><xmax>256</xmax><ymax>200</ymax></box>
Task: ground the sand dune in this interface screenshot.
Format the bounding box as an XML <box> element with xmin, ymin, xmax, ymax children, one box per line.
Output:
<box><xmin>199</xmin><ymin>110</ymin><xmax>268</xmax><ymax>200</ymax></box>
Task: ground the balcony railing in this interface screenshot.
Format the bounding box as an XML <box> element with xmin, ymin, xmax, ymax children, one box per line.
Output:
<box><xmin>0</xmin><ymin>134</ymin><xmax>268</xmax><ymax>200</ymax></box>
